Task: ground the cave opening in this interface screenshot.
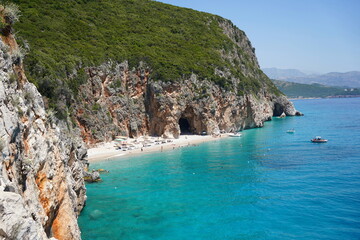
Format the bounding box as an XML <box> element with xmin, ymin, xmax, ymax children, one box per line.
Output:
<box><xmin>179</xmin><ymin>117</ymin><xmax>192</xmax><ymax>135</ymax></box>
<box><xmin>273</xmin><ymin>103</ymin><xmax>284</xmax><ymax>117</ymax></box>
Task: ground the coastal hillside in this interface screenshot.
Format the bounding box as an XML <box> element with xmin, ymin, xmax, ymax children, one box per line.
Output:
<box><xmin>0</xmin><ymin>10</ymin><xmax>88</xmax><ymax>239</ymax></box>
<box><xmin>1</xmin><ymin>1</ymin><xmax>301</xmax><ymax>239</ymax></box>
<box><xmin>11</xmin><ymin>0</ymin><xmax>301</xmax><ymax>144</ymax></box>
<box><xmin>273</xmin><ymin>80</ymin><xmax>360</xmax><ymax>98</ymax></box>
<box><xmin>292</xmin><ymin>71</ymin><xmax>360</xmax><ymax>88</ymax></box>
<box><xmin>14</xmin><ymin>0</ymin><xmax>279</xmax><ymax>98</ymax></box>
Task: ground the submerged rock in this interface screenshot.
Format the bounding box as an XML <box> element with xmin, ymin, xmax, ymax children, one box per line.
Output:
<box><xmin>89</xmin><ymin>209</ymin><xmax>103</xmax><ymax>220</ymax></box>
<box><xmin>83</xmin><ymin>171</ymin><xmax>101</xmax><ymax>183</ymax></box>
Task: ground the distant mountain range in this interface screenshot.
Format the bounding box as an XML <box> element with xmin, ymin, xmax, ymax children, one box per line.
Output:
<box><xmin>272</xmin><ymin>80</ymin><xmax>360</xmax><ymax>98</ymax></box>
<box><xmin>262</xmin><ymin>68</ymin><xmax>360</xmax><ymax>88</ymax></box>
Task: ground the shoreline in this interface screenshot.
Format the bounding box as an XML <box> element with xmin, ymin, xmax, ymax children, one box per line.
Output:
<box><xmin>86</xmin><ymin>134</ymin><xmax>230</xmax><ymax>163</ymax></box>
<box><xmin>289</xmin><ymin>95</ymin><xmax>360</xmax><ymax>100</ymax></box>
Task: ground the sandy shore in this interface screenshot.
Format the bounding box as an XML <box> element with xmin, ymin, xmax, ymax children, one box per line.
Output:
<box><xmin>86</xmin><ymin>134</ymin><xmax>229</xmax><ymax>163</ymax></box>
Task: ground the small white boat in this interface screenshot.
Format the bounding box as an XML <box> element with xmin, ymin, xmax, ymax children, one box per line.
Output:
<box><xmin>229</xmin><ymin>132</ymin><xmax>242</xmax><ymax>137</ymax></box>
<box><xmin>311</xmin><ymin>136</ymin><xmax>328</xmax><ymax>143</ymax></box>
<box><xmin>287</xmin><ymin>129</ymin><xmax>295</xmax><ymax>133</ymax></box>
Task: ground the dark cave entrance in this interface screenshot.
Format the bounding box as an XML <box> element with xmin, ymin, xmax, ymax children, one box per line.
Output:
<box><xmin>179</xmin><ymin>118</ymin><xmax>192</xmax><ymax>135</ymax></box>
<box><xmin>273</xmin><ymin>103</ymin><xmax>284</xmax><ymax>117</ymax></box>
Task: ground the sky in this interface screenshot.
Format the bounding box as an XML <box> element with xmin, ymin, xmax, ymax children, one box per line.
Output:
<box><xmin>158</xmin><ymin>0</ymin><xmax>360</xmax><ymax>74</ymax></box>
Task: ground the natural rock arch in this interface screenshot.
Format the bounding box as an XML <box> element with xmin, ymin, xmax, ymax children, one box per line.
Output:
<box><xmin>273</xmin><ymin>103</ymin><xmax>284</xmax><ymax>117</ymax></box>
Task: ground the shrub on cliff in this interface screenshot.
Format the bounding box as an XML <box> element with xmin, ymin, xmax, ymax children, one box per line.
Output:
<box><xmin>2</xmin><ymin>2</ymin><xmax>20</xmax><ymax>25</ymax></box>
<box><xmin>10</xmin><ymin>45</ymin><xmax>26</xmax><ymax>64</ymax></box>
<box><xmin>0</xmin><ymin>2</ymin><xmax>20</xmax><ymax>35</ymax></box>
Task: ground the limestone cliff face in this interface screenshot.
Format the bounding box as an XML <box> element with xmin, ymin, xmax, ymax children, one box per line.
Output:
<box><xmin>74</xmin><ymin>20</ymin><xmax>300</xmax><ymax>144</ymax></box>
<box><xmin>0</xmin><ymin>36</ymin><xmax>87</xmax><ymax>239</ymax></box>
<box><xmin>75</xmin><ymin>61</ymin><xmax>299</xmax><ymax>144</ymax></box>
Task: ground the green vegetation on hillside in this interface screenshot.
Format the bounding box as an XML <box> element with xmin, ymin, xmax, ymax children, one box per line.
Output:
<box><xmin>12</xmin><ymin>0</ymin><xmax>276</xmax><ymax>88</ymax></box>
<box><xmin>2</xmin><ymin>0</ymin><xmax>282</xmax><ymax>118</ymax></box>
<box><xmin>273</xmin><ymin>80</ymin><xmax>360</xmax><ymax>98</ymax></box>
<box><xmin>12</xmin><ymin>1</ymin><xmax>233</xmax><ymax>85</ymax></box>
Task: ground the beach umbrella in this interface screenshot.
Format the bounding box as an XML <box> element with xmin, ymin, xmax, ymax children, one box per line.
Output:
<box><xmin>115</xmin><ymin>136</ymin><xmax>128</xmax><ymax>139</ymax></box>
<box><xmin>115</xmin><ymin>139</ymin><xmax>126</xmax><ymax>142</ymax></box>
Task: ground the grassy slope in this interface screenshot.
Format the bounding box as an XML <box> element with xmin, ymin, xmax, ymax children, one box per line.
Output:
<box><xmin>273</xmin><ymin>79</ymin><xmax>360</xmax><ymax>98</ymax></box>
<box><xmin>12</xmin><ymin>0</ymin><xmax>279</xmax><ymax>102</ymax></box>
<box><xmin>13</xmin><ymin>1</ymin><xmax>229</xmax><ymax>81</ymax></box>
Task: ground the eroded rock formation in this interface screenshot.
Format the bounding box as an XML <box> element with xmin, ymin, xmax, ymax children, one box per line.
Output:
<box><xmin>0</xmin><ymin>35</ymin><xmax>87</xmax><ymax>239</ymax></box>
<box><xmin>75</xmin><ymin>62</ymin><xmax>300</xmax><ymax>144</ymax></box>
<box><xmin>72</xmin><ymin>19</ymin><xmax>301</xmax><ymax>145</ymax></box>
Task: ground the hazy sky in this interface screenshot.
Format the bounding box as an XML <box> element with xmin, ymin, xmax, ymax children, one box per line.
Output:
<box><xmin>158</xmin><ymin>0</ymin><xmax>360</xmax><ymax>73</ymax></box>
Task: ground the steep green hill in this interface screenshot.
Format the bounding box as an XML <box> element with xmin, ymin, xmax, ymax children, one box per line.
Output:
<box><xmin>12</xmin><ymin>0</ymin><xmax>278</xmax><ymax>101</ymax></box>
<box><xmin>273</xmin><ymin>79</ymin><xmax>360</xmax><ymax>98</ymax></box>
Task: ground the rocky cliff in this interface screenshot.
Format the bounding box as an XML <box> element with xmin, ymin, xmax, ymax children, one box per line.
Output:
<box><xmin>75</xmin><ymin>61</ymin><xmax>299</xmax><ymax>145</ymax></box>
<box><xmin>0</xmin><ymin>34</ymin><xmax>87</xmax><ymax>239</ymax></box>
<box><xmin>74</xmin><ymin>20</ymin><xmax>300</xmax><ymax>144</ymax></box>
<box><xmin>13</xmin><ymin>0</ymin><xmax>301</xmax><ymax>147</ymax></box>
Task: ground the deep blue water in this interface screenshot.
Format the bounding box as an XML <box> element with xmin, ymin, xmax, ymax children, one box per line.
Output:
<box><xmin>79</xmin><ymin>98</ymin><xmax>360</xmax><ymax>240</ymax></box>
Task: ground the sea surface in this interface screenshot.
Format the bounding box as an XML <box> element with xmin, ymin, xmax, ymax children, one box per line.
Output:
<box><xmin>79</xmin><ymin>98</ymin><xmax>360</xmax><ymax>240</ymax></box>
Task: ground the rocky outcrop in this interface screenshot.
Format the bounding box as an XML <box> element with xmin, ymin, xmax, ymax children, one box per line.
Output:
<box><xmin>74</xmin><ymin>61</ymin><xmax>150</xmax><ymax>144</ymax></box>
<box><xmin>0</xmin><ymin>192</ymin><xmax>47</xmax><ymax>239</ymax></box>
<box><xmin>83</xmin><ymin>170</ymin><xmax>101</xmax><ymax>183</ymax></box>
<box><xmin>218</xmin><ymin>19</ymin><xmax>260</xmax><ymax>72</ymax></box>
<box><xmin>0</xmin><ymin>35</ymin><xmax>87</xmax><ymax>239</ymax></box>
<box><xmin>75</xmin><ymin>61</ymin><xmax>300</xmax><ymax>144</ymax></box>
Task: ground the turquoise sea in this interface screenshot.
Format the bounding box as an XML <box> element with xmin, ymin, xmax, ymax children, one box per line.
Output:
<box><xmin>79</xmin><ymin>98</ymin><xmax>360</xmax><ymax>240</ymax></box>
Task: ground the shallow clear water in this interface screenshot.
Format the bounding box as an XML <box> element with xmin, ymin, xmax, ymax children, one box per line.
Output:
<box><xmin>79</xmin><ymin>98</ymin><xmax>360</xmax><ymax>240</ymax></box>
